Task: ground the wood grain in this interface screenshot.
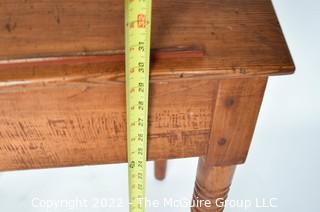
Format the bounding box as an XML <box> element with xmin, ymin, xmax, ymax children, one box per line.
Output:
<box><xmin>0</xmin><ymin>0</ymin><xmax>294</xmax><ymax>83</ymax></box>
<box><xmin>0</xmin><ymin>0</ymin><xmax>293</xmax><ymax>173</ymax></box>
<box><xmin>192</xmin><ymin>157</ymin><xmax>236</xmax><ymax>212</ymax></box>
<box><xmin>0</xmin><ymin>78</ymin><xmax>217</xmax><ymax>171</ymax></box>
<box><xmin>206</xmin><ymin>77</ymin><xmax>267</xmax><ymax>166</ymax></box>
<box><xmin>0</xmin><ymin>2</ymin><xmax>294</xmax><ymax>210</ymax></box>
<box><xmin>0</xmin><ymin>76</ymin><xmax>267</xmax><ymax>171</ymax></box>
<box><xmin>0</xmin><ymin>47</ymin><xmax>205</xmax><ymax>68</ymax></box>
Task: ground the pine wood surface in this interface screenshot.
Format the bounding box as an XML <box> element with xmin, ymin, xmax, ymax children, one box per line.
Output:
<box><xmin>0</xmin><ymin>0</ymin><xmax>293</xmax><ymax>171</ymax></box>
<box><xmin>0</xmin><ymin>77</ymin><xmax>266</xmax><ymax>171</ymax></box>
<box><xmin>0</xmin><ymin>0</ymin><xmax>294</xmax><ymax>85</ymax></box>
<box><xmin>0</xmin><ymin>2</ymin><xmax>294</xmax><ymax>212</ymax></box>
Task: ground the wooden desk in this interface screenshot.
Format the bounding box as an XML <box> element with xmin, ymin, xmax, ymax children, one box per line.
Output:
<box><xmin>0</xmin><ymin>0</ymin><xmax>294</xmax><ymax>211</ymax></box>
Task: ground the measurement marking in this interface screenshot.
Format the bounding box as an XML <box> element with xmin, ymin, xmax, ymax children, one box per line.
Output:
<box><xmin>125</xmin><ymin>1</ymin><xmax>152</xmax><ymax>212</ymax></box>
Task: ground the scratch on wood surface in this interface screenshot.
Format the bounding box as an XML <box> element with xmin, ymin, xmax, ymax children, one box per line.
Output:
<box><xmin>0</xmin><ymin>107</ymin><xmax>212</xmax><ymax>170</ymax></box>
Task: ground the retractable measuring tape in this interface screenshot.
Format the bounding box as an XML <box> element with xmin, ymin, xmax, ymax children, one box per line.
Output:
<box><xmin>125</xmin><ymin>0</ymin><xmax>152</xmax><ymax>212</ymax></box>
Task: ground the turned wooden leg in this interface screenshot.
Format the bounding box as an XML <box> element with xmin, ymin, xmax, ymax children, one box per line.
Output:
<box><xmin>192</xmin><ymin>157</ymin><xmax>236</xmax><ymax>212</ymax></box>
<box><xmin>154</xmin><ymin>159</ymin><xmax>167</xmax><ymax>181</ymax></box>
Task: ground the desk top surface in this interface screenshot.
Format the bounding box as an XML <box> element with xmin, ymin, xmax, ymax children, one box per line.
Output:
<box><xmin>0</xmin><ymin>0</ymin><xmax>294</xmax><ymax>83</ymax></box>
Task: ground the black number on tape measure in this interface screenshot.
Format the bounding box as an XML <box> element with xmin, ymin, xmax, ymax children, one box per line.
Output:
<box><xmin>138</xmin><ymin>62</ymin><xmax>145</xmax><ymax>73</ymax></box>
<box><xmin>138</xmin><ymin>148</ymin><xmax>143</xmax><ymax>155</ymax></box>
<box><xmin>138</xmin><ymin>82</ymin><xmax>144</xmax><ymax>92</ymax></box>
<box><xmin>138</xmin><ymin>101</ymin><xmax>144</xmax><ymax>110</ymax></box>
<box><xmin>129</xmin><ymin>161</ymin><xmax>135</xmax><ymax>169</ymax></box>
<box><xmin>138</xmin><ymin>42</ymin><xmax>145</xmax><ymax>52</ymax></box>
<box><xmin>138</xmin><ymin>133</ymin><xmax>143</xmax><ymax>142</ymax></box>
<box><xmin>138</xmin><ymin>118</ymin><xmax>143</xmax><ymax>126</ymax></box>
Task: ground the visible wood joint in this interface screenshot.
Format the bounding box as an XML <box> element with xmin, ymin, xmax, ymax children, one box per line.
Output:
<box><xmin>206</xmin><ymin>77</ymin><xmax>267</xmax><ymax>166</ymax></box>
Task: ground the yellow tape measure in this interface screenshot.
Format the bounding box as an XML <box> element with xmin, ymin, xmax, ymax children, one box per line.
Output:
<box><xmin>125</xmin><ymin>0</ymin><xmax>152</xmax><ymax>211</ymax></box>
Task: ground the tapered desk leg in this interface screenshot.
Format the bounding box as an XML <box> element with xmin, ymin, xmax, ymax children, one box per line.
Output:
<box><xmin>154</xmin><ymin>160</ymin><xmax>167</xmax><ymax>181</ymax></box>
<box><xmin>191</xmin><ymin>157</ymin><xmax>236</xmax><ymax>212</ymax></box>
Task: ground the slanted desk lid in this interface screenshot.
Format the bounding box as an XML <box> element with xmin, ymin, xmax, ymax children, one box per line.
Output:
<box><xmin>0</xmin><ymin>0</ymin><xmax>294</xmax><ymax>84</ymax></box>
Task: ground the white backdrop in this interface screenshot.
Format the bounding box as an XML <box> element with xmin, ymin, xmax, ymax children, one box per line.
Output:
<box><xmin>0</xmin><ymin>0</ymin><xmax>319</xmax><ymax>211</ymax></box>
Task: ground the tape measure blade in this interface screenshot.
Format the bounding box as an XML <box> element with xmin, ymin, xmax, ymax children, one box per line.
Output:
<box><xmin>125</xmin><ymin>0</ymin><xmax>152</xmax><ymax>212</ymax></box>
